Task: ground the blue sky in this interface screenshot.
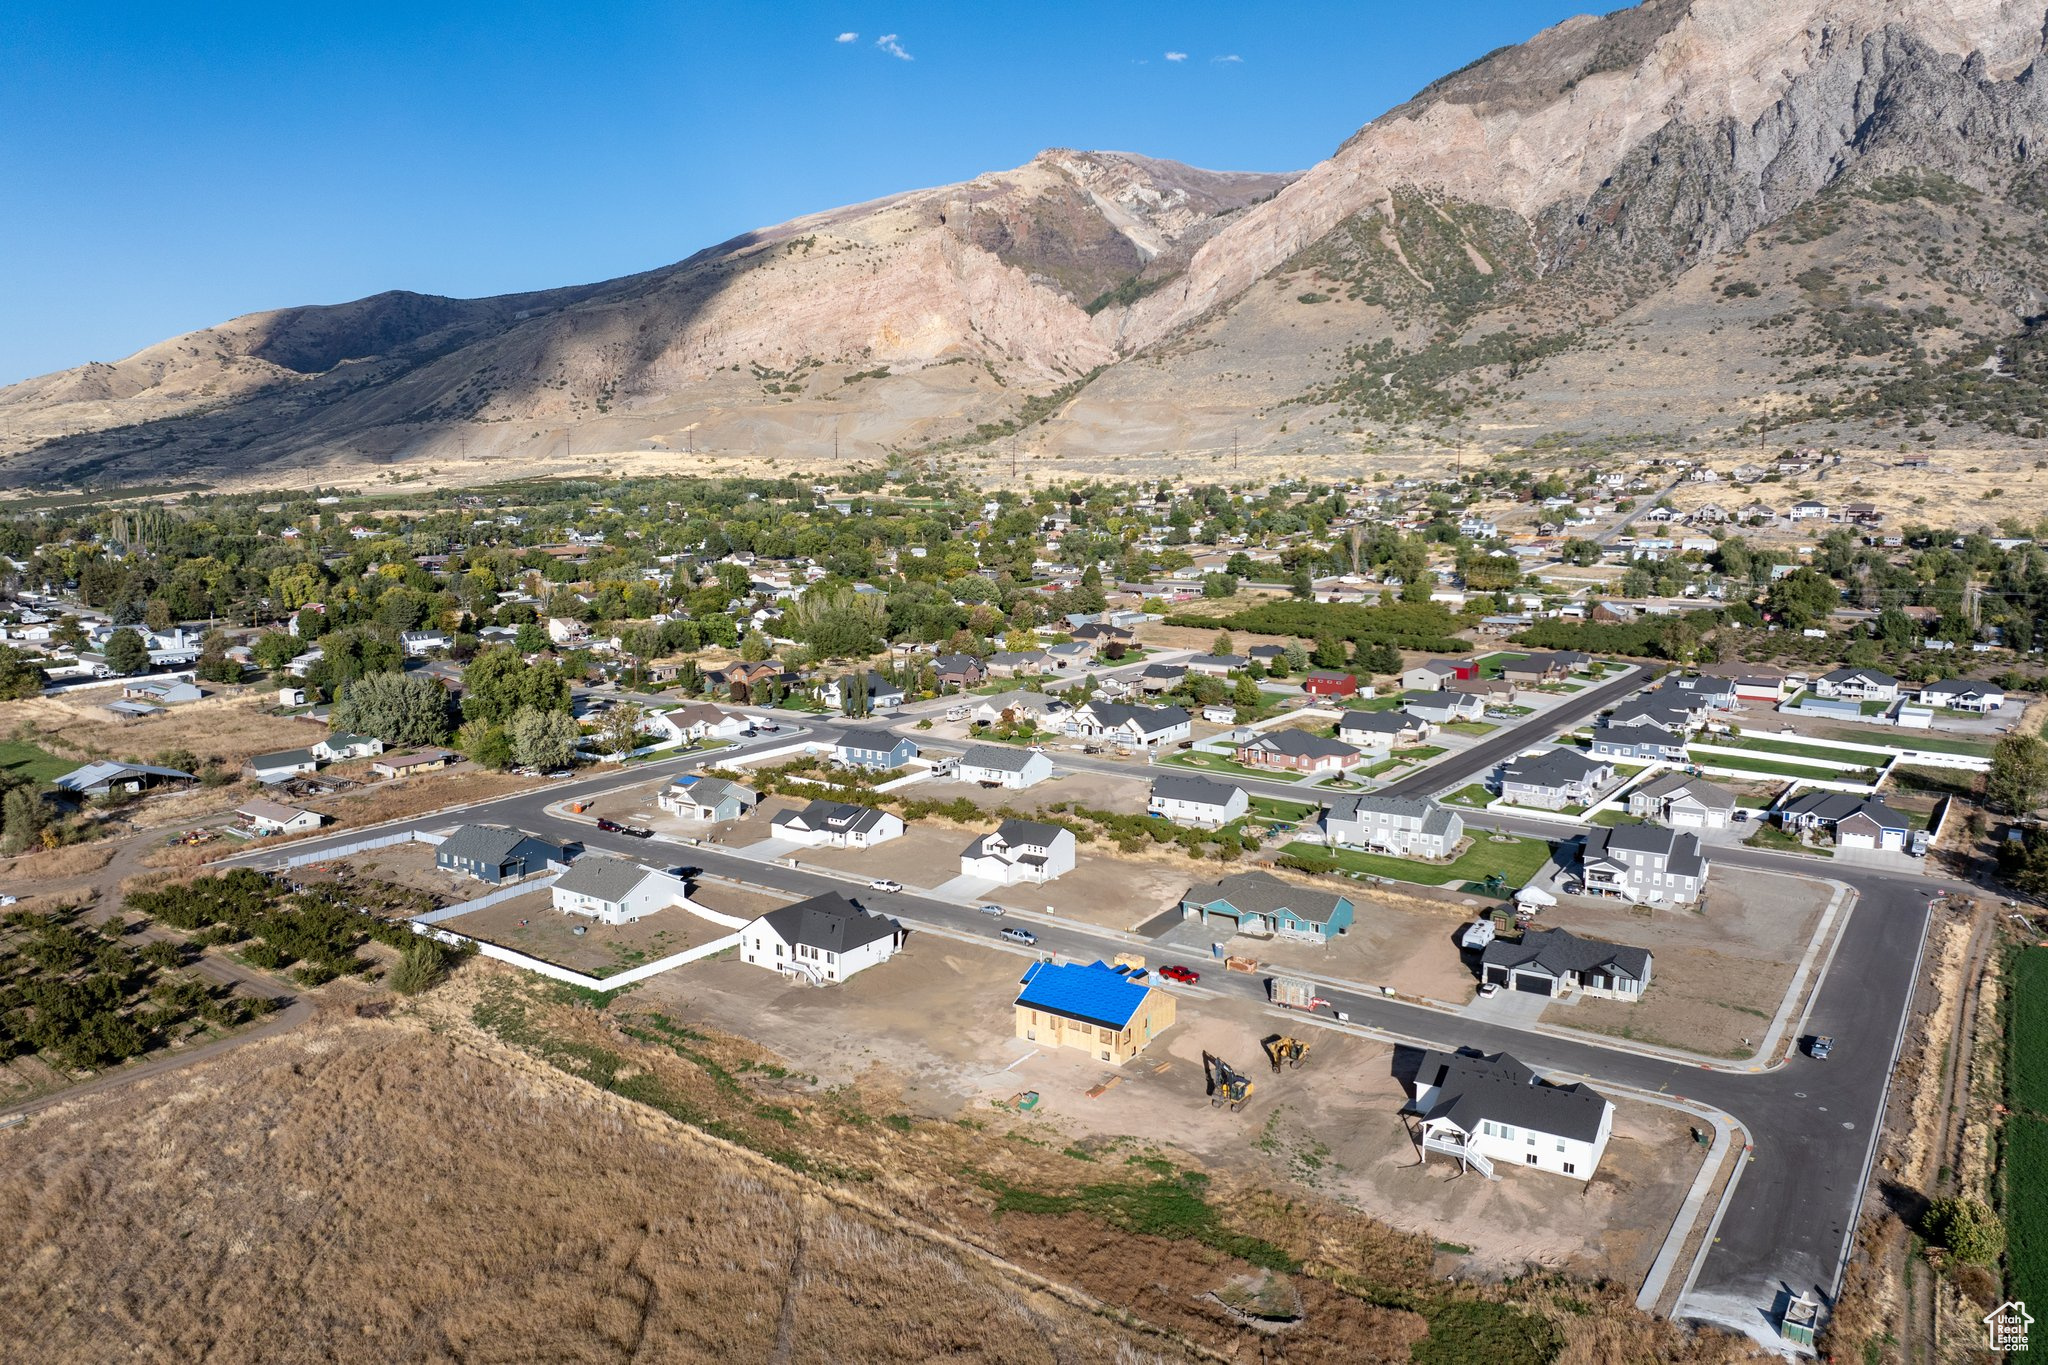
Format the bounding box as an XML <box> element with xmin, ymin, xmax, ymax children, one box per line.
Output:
<box><xmin>0</xmin><ymin>1</ymin><xmax>1629</xmax><ymax>385</ymax></box>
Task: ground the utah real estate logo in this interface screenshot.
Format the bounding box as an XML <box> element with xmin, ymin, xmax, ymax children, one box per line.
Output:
<box><xmin>1986</xmin><ymin>1300</ymin><xmax>2034</xmax><ymax>1353</ymax></box>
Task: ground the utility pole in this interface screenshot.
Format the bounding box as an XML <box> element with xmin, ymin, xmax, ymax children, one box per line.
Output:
<box><xmin>1233</xmin><ymin>429</ymin><xmax>1240</xmax><ymax>471</ymax></box>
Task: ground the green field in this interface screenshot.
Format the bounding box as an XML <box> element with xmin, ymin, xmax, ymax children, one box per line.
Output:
<box><xmin>1283</xmin><ymin>836</ymin><xmax>1556</xmax><ymax>888</ymax></box>
<box><xmin>1821</xmin><ymin>727</ymin><xmax>1993</xmax><ymax>759</ymax></box>
<box><xmin>1341</xmin><ymin>695</ymin><xmax>1403</xmax><ymax>712</ymax></box>
<box><xmin>1248</xmin><ymin>796</ymin><xmax>1315</xmax><ymax>822</ymax></box>
<box><xmin>1688</xmin><ymin>749</ymin><xmax>1878</xmax><ymax>783</ymax></box>
<box><xmin>2008</xmin><ymin>949</ymin><xmax>2048</xmax><ymax>1312</ymax></box>
<box><xmin>1158</xmin><ymin>750</ymin><xmax>1276</xmax><ymax>779</ymax></box>
<box><xmin>0</xmin><ymin>741</ymin><xmax>76</xmax><ymax>785</ymax></box>
<box><xmin>1589</xmin><ymin>810</ymin><xmax>1648</xmax><ymax>827</ymax></box>
<box><xmin>1477</xmin><ymin>652</ymin><xmax>1527</xmax><ymax>679</ymax></box>
<box><xmin>1713</xmin><ymin>735</ymin><xmax>1884</xmax><ymax>765</ymax></box>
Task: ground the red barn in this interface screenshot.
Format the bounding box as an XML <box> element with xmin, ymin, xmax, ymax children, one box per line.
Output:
<box><xmin>1302</xmin><ymin>670</ymin><xmax>1359</xmax><ymax>697</ymax></box>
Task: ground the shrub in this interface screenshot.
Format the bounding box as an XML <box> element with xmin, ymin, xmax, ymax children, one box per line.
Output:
<box><xmin>1922</xmin><ymin>1195</ymin><xmax>2005</xmax><ymax>1265</ymax></box>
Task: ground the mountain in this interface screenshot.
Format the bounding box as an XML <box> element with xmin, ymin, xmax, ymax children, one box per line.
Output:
<box><xmin>8</xmin><ymin>0</ymin><xmax>2048</xmax><ymax>488</ymax></box>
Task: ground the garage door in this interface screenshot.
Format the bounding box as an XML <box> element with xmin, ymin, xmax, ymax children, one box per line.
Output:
<box><xmin>1484</xmin><ymin>966</ymin><xmax>1511</xmax><ymax>986</ymax></box>
<box><xmin>1512</xmin><ymin>973</ymin><xmax>1554</xmax><ymax>996</ymax></box>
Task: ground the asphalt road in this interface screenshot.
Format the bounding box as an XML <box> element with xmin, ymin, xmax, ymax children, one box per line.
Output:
<box><xmin>1375</xmin><ymin>663</ymin><xmax>1652</xmax><ymax>798</ymax></box>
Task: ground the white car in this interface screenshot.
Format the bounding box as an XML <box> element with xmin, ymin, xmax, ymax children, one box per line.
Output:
<box><xmin>1478</xmin><ymin>982</ymin><xmax>1500</xmax><ymax>998</ymax></box>
<box><xmin>869</xmin><ymin>879</ymin><xmax>903</xmax><ymax>894</ymax></box>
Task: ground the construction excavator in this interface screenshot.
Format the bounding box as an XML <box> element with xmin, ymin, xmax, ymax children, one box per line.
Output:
<box><xmin>1202</xmin><ymin>1052</ymin><xmax>1254</xmax><ymax>1112</ymax></box>
<box><xmin>1262</xmin><ymin>1035</ymin><xmax>1311</xmax><ymax>1073</ymax></box>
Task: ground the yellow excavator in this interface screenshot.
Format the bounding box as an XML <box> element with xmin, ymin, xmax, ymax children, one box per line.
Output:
<box><xmin>1202</xmin><ymin>1052</ymin><xmax>1254</xmax><ymax>1111</ymax></box>
<box><xmin>1262</xmin><ymin>1035</ymin><xmax>1311</xmax><ymax>1073</ymax></box>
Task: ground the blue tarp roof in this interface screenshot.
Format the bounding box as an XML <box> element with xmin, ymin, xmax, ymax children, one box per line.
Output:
<box><xmin>1015</xmin><ymin>959</ymin><xmax>1149</xmax><ymax>1030</ymax></box>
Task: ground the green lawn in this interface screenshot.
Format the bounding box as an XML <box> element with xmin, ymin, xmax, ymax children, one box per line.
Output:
<box><xmin>1442</xmin><ymin>783</ymin><xmax>1494</xmax><ymax>808</ymax></box>
<box><xmin>1743</xmin><ymin>823</ymin><xmax>1832</xmax><ymax>856</ymax></box>
<box><xmin>1712</xmin><ymin>735</ymin><xmax>1885</xmax><ymax>765</ymax></box>
<box><xmin>1858</xmin><ymin>700</ymin><xmax>1890</xmax><ymax>716</ymax></box>
<box><xmin>1341</xmin><ymin>695</ymin><xmax>1403</xmax><ymax>712</ymax></box>
<box><xmin>1358</xmin><ymin>757</ymin><xmax>1404</xmax><ymax>777</ymax></box>
<box><xmin>1283</xmin><ymin>836</ymin><xmax>1556</xmax><ymax>888</ymax></box>
<box><xmin>1821</xmin><ymin>726</ymin><xmax>1992</xmax><ymax>759</ymax></box>
<box><xmin>1589</xmin><ymin>810</ymin><xmax>1648</xmax><ymax>827</ymax></box>
<box><xmin>1688</xmin><ymin>748</ymin><xmax>1879</xmax><ymax>783</ymax></box>
<box><xmin>1398</xmin><ymin>744</ymin><xmax>1448</xmax><ymax>762</ymax></box>
<box><xmin>1477</xmin><ymin>652</ymin><xmax>1527</xmax><ymax>680</ymax></box>
<box><xmin>1158</xmin><ymin>750</ymin><xmax>1274</xmax><ymax>779</ymax></box>
<box><xmin>1248</xmin><ymin>796</ymin><xmax>1316</xmax><ymax>822</ymax></box>
<box><xmin>0</xmin><ymin>741</ymin><xmax>75</xmax><ymax>784</ymax></box>
<box><xmin>2006</xmin><ymin>949</ymin><xmax>2048</xmax><ymax>1312</ymax></box>
<box><xmin>1441</xmin><ymin>721</ymin><xmax>1498</xmax><ymax>737</ymax></box>
<box><xmin>1499</xmin><ymin>800</ymin><xmax>1587</xmax><ymax>817</ymax></box>
<box><xmin>2009</xmin><ymin>948</ymin><xmax>2048</xmax><ymax>1115</ymax></box>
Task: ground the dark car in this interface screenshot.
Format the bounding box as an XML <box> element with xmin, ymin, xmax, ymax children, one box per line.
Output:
<box><xmin>595</xmin><ymin>818</ymin><xmax>622</xmax><ymax>833</ymax></box>
<box><xmin>621</xmin><ymin>826</ymin><xmax>653</xmax><ymax>839</ymax></box>
<box><xmin>1159</xmin><ymin>965</ymin><xmax>1200</xmax><ymax>984</ymax></box>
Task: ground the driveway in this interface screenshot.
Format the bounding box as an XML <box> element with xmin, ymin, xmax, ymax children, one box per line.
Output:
<box><xmin>1458</xmin><ymin>985</ymin><xmax>1549</xmax><ymax>1027</ymax></box>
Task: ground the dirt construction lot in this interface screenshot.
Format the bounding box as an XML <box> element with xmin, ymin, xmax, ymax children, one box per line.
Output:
<box><xmin>634</xmin><ymin>937</ymin><xmax>1703</xmax><ymax>1285</ymax></box>
<box><xmin>924</xmin><ymin>765</ymin><xmax>1150</xmax><ymax>817</ymax></box>
<box><xmin>1538</xmin><ymin>865</ymin><xmax>1835</xmax><ymax>1056</ymax></box>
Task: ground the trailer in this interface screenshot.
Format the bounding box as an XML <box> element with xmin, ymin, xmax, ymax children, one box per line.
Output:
<box><xmin>1267</xmin><ymin>975</ymin><xmax>1330</xmax><ymax>1011</ymax></box>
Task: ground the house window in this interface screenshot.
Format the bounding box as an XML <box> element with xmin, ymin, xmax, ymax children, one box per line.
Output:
<box><xmin>1563</xmin><ymin>1162</ymin><xmax>1576</xmax><ymax>1175</ymax></box>
<box><xmin>1525</xmin><ymin>1153</ymin><xmax>1538</xmax><ymax>1165</ymax></box>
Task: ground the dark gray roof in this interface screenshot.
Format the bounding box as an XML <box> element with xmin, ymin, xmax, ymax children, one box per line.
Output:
<box><xmin>438</xmin><ymin>824</ymin><xmax>529</xmax><ymax>866</ymax></box>
<box><xmin>1481</xmin><ymin>927</ymin><xmax>1651</xmax><ymax>982</ymax></box>
<box><xmin>1821</xmin><ymin>666</ymin><xmax>1897</xmax><ymax>686</ymax></box>
<box><xmin>1500</xmin><ymin>747</ymin><xmax>1609</xmax><ymax>789</ymax></box>
<box><xmin>553</xmin><ymin>855</ymin><xmax>658</xmax><ymax>903</ymax></box>
<box><xmin>1243</xmin><ymin>729</ymin><xmax>1357</xmax><ymax>759</ymax></box>
<box><xmin>772</xmin><ymin>799</ymin><xmax>894</xmax><ymax>836</ymax></box>
<box><xmin>760</xmin><ymin>891</ymin><xmax>900</xmax><ymax>954</ymax></box>
<box><xmin>250</xmin><ymin>747</ymin><xmax>316</xmax><ymax>768</ymax></box>
<box><xmin>1184</xmin><ymin>870</ymin><xmax>1347</xmax><ymax>921</ymax></box>
<box><xmin>1326</xmin><ymin>792</ymin><xmax>1435</xmax><ymax>821</ymax></box>
<box><xmin>1779</xmin><ymin>791</ymin><xmax>1908</xmax><ymax>829</ymax></box>
<box><xmin>1412</xmin><ymin>1049</ymin><xmax>1609</xmax><ymax>1143</ymax></box>
<box><xmin>677</xmin><ymin>777</ymin><xmax>753</xmax><ymax>809</ymax></box>
<box><xmin>836</xmin><ymin>727</ymin><xmax>910</xmax><ymax>755</ymax></box>
<box><xmin>994</xmin><ymin>818</ymin><xmax>1065</xmax><ymax>847</ymax></box>
<box><xmin>1150</xmin><ymin>774</ymin><xmax>1244</xmax><ymax>807</ymax></box>
<box><xmin>1921</xmin><ymin>677</ymin><xmax>2000</xmax><ymax>699</ymax></box>
<box><xmin>960</xmin><ymin>744</ymin><xmax>1038</xmax><ymax>773</ymax></box>
<box><xmin>1585</xmin><ymin>824</ymin><xmax>1707</xmax><ymax>878</ymax></box>
<box><xmin>1338</xmin><ymin>710</ymin><xmax>1413</xmax><ymax>735</ymax></box>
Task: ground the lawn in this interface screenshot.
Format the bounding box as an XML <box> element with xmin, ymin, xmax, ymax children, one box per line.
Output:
<box><xmin>1589</xmin><ymin>810</ymin><xmax>1648</xmax><ymax>827</ymax></box>
<box><xmin>1283</xmin><ymin>836</ymin><xmax>1556</xmax><ymax>888</ymax></box>
<box><xmin>0</xmin><ymin>741</ymin><xmax>76</xmax><ymax>785</ymax></box>
<box><xmin>1158</xmin><ymin>750</ymin><xmax>1274</xmax><ymax>780</ymax></box>
<box><xmin>1859</xmin><ymin>700</ymin><xmax>1890</xmax><ymax>716</ymax></box>
<box><xmin>1713</xmin><ymin>735</ymin><xmax>1884</xmax><ymax>765</ymax></box>
<box><xmin>1341</xmin><ymin>695</ymin><xmax>1403</xmax><ymax>712</ymax></box>
<box><xmin>2007</xmin><ymin>949</ymin><xmax>2048</xmax><ymax>1312</ymax></box>
<box><xmin>1477</xmin><ymin>652</ymin><xmax>1527</xmax><ymax>680</ymax></box>
<box><xmin>1398</xmin><ymin>744</ymin><xmax>1448</xmax><ymax>762</ymax></box>
<box><xmin>1823</xmin><ymin>727</ymin><xmax>1992</xmax><ymax>759</ymax></box>
<box><xmin>1248</xmin><ymin>796</ymin><xmax>1316</xmax><ymax>823</ymax></box>
<box><xmin>1442</xmin><ymin>783</ymin><xmax>1494</xmax><ymax>808</ymax></box>
<box><xmin>1743</xmin><ymin>823</ymin><xmax>1831</xmax><ymax>856</ymax></box>
<box><xmin>1441</xmin><ymin>721</ymin><xmax>1498</xmax><ymax>737</ymax></box>
<box><xmin>1688</xmin><ymin>749</ymin><xmax>1879</xmax><ymax>783</ymax></box>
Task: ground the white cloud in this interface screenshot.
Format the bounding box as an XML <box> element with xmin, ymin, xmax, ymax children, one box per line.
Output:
<box><xmin>1212</xmin><ymin>53</ymin><xmax>1242</xmax><ymax>63</ymax></box>
<box><xmin>835</xmin><ymin>31</ymin><xmax>858</xmax><ymax>43</ymax></box>
<box><xmin>875</xmin><ymin>33</ymin><xmax>913</xmax><ymax>61</ymax></box>
<box><xmin>1164</xmin><ymin>50</ymin><xmax>1187</xmax><ymax>62</ymax></box>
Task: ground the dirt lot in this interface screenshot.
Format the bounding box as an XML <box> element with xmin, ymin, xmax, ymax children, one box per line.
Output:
<box><xmin>636</xmin><ymin>938</ymin><xmax>1701</xmax><ymax>1285</ymax></box>
<box><xmin>0</xmin><ymin>687</ymin><xmax>319</xmax><ymax>768</ymax></box>
<box><xmin>1250</xmin><ymin>895</ymin><xmax>1489</xmax><ymax>1005</ymax></box>
<box><xmin>1538</xmin><ymin>865</ymin><xmax>1835</xmax><ymax>1056</ymax></box>
<box><xmin>929</xmin><ymin>766</ymin><xmax>1150</xmax><ymax>817</ymax></box>
<box><xmin>439</xmin><ymin>888</ymin><xmax>735</xmax><ymax>977</ymax></box>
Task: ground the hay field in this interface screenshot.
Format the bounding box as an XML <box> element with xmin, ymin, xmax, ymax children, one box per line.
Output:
<box><xmin>0</xmin><ymin>690</ymin><xmax>315</xmax><ymax>769</ymax></box>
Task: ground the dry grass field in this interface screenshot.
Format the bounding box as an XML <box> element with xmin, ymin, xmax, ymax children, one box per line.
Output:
<box><xmin>0</xmin><ymin>689</ymin><xmax>317</xmax><ymax>769</ymax></box>
<box><xmin>0</xmin><ymin>963</ymin><xmax>1762</xmax><ymax>1365</ymax></box>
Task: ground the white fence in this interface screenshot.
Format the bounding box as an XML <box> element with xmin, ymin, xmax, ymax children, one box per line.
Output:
<box><xmin>278</xmin><ymin>829</ymin><xmax>444</xmax><ymax>869</ymax></box>
<box><xmin>412</xmin><ymin>872</ymin><xmax>562</xmax><ymax>925</ymax></box>
<box><xmin>415</xmin><ymin>922</ymin><xmax>740</xmax><ymax>992</ymax></box>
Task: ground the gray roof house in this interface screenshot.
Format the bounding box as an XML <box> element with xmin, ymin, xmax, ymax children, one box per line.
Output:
<box><xmin>961</xmin><ymin>819</ymin><xmax>1076</xmax><ymax>886</ymax></box>
<box><xmin>550</xmin><ymin>856</ymin><xmax>691</xmax><ymax>926</ymax></box>
<box><xmin>1320</xmin><ymin>794</ymin><xmax>1464</xmax><ymax>860</ymax></box>
<box><xmin>1580</xmin><ymin>825</ymin><xmax>1707</xmax><ymax>905</ymax></box>
<box><xmin>245</xmin><ymin>747</ymin><xmax>320</xmax><ymax>782</ymax></box>
<box><xmin>1401</xmin><ymin>690</ymin><xmax>1483</xmax><ymax>725</ymax></box>
<box><xmin>831</xmin><ymin>728</ymin><xmax>919</xmax><ymax>770</ymax></box>
<box><xmin>742</xmin><ymin>891</ymin><xmax>902</xmax><ymax>984</ymax></box>
<box><xmin>1406</xmin><ymin>1049</ymin><xmax>1613</xmax><ymax>1182</ymax></box>
<box><xmin>1626</xmin><ymin>773</ymin><xmax>1737</xmax><ymax>828</ymax></box>
<box><xmin>660</xmin><ymin>776</ymin><xmax>758</xmax><ymax>822</ymax></box>
<box><xmin>957</xmin><ymin>744</ymin><xmax>1053</xmax><ymax>789</ymax></box>
<box><xmin>1179</xmin><ymin>871</ymin><xmax>1355</xmax><ymax>943</ymax></box>
<box><xmin>1071</xmin><ymin>701</ymin><xmax>1192</xmax><ymax>748</ymax></box>
<box><xmin>435</xmin><ymin>824</ymin><xmax>576</xmax><ymax>884</ymax></box>
<box><xmin>1776</xmin><ymin>791</ymin><xmax>1911</xmax><ymax>851</ymax></box>
<box><xmin>1147</xmin><ymin>774</ymin><xmax>1249</xmax><ymax>828</ymax></box>
<box><xmin>1480</xmin><ymin>927</ymin><xmax>1653</xmax><ymax>1001</ymax></box>
<box><xmin>1497</xmin><ymin>749</ymin><xmax>1614</xmax><ymax>811</ymax></box>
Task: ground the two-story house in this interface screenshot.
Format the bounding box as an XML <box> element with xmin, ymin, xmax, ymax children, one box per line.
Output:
<box><xmin>1579</xmin><ymin>825</ymin><xmax>1708</xmax><ymax>905</ymax></box>
<box><xmin>960</xmin><ymin>819</ymin><xmax>1077</xmax><ymax>885</ymax></box>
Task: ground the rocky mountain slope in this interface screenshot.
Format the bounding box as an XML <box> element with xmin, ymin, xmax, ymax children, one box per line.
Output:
<box><xmin>8</xmin><ymin>0</ymin><xmax>2048</xmax><ymax>487</ymax></box>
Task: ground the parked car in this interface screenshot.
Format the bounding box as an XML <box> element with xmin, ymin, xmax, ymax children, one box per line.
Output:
<box><xmin>621</xmin><ymin>826</ymin><xmax>653</xmax><ymax>839</ymax></box>
<box><xmin>595</xmin><ymin>818</ymin><xmax>622</xmax><ymax>832</ymax></box>
<box><xmin>1807</xmin><ymin>1035</ymin><xmax>1834</xmax><ymax>1060</ymax></box>
<box><xmin>1478</xmin><ymin>981</ymin><xmax>1500</xmax><ymax>998</ymax></box>
<box><xmin>978</xmin><ymin>903</ymin><xmax>1005</xmax><ymax>916</ymax></box>
<box><xmin>869</xmin><ymin>878</ymin><xmax>903</xmax><ymax>893</ymax></box>
<box><xmin>1732</xmin><ymin>809</ymin><xmax>1750</xmax><ymax>822</ymax></box>
<box><xmin>1000</xmin><ymin>926</ymin><xmax>1038</xmax><ymax>946</ymax></box>
<box><xmin>1159</xmin><ymin>964</ymin><xmax>1199</xmax><ymax>984</ymax></box>
<box><xmin>667</xmin><ymin>867</ymin><xmax>702</xmax><ymax>880</ymax></box>
<box><xmin>544</xmin><ymin>769</ymin><xmax>573</xmax><ymax>779</ymax></box>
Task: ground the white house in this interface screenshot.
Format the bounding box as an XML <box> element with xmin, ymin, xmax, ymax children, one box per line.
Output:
<box><xmin>769</xmin><ymin>799</ymin><xmax>904</xmax><ymax>849</ymax></box>
<box><xmin>658</xmin><ymin>777</ymin><xmax>757</xmax><ymax>822</ymax></box>
<box><xmin>1408</xmin><ymin>1049</ymin><xmax>1614</xmax><ymax>1182</ymax></box>
<box><xmin>313</xmin><ymin>732</ymin><xmax>385</xmax><ymax>762</ymax></box>
<box><xmin>1579</xmin><ymin>825</ymin><xmax>1708</xmax><ymax>905</ymax></box>
<box><xmin>1320</xmin><ymin>794</ymin><xmax>1464</xmax><ymax>860</ymax></box>
<box><xmin>957</xmin><ymin>744</ymin><xmax>1053</xmax><ymax>789</ymax></box>
<box><xmin>1626</xmin><ymin>772</ymin><xmax>1737</xmax><ymax>829</ymax></box>
<box><xmin>1069</xmin><ymin>701</ymin><xmax>1191</xmax><ymax>749</ymax></box>
<box><xmin>971</xmin><ymin>691</ymin><xmax>1070</xmax><ymax>728</ymax></box>
<box><xmin>1147</xmin><ymin>775</ymin><xmax>1249</xmax><ymax>828</ymax></box>
<box><xmin>960</xmin><ymin>819</ymin><xmax>1077</xmax><ymax>885</ymax></box>
<box><xmin>739</xmin><ymin>890</ymin><xmax>903</xmax><ymax>985</ymax></box>
<box><xmin>1813</xmin><ymin>667</ymin><xmax>1899</xmax><ymax>702</ymax></box>
<box><xmin>235</xmin><ymin>798</ymin><xmax>327</xmax><ymax>836</ymax></box>
<box><xmin>646</xmin><ymin>702</ymin><xmax>751</xmax><ymax>744</ymax></box>
<box><xmin>550</xmin><ymin>856</ymin><xmax>693</xmax><ymax>926</ymax></box>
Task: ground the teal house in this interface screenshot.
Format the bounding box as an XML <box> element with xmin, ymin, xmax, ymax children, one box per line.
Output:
<box><xmin>1179</xmin><ymin>871</ymin><xmax>1355</xmax><ymax>943</ymax></box>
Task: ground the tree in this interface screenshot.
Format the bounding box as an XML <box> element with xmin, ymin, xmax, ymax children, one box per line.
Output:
<box><xmin>193</xmin><ymin>630</ymin><xmax>243</xmax><ymax>684</ymax></box>
<box><xmin>458</xmin><ymin>719</ymin><xmax>512</xmax><ymax>771</ymax></box>
<box><xmin>1558</xmin><ymin>538</ymin><xmax>1602</xmax><ymax>567</ymax></box>
<box><xmin>1763</xmin><ymin>568</ymin><xmax>1840</xmax><ymax>630</ymax></box>
<box><xmin>789</xmin><ymin>584</ymin><xmax>887</xmax><ymax>660</ymax></box>
<box><xmin>1212</xmin><ymin>631</ymin><xmax>1235</xmax><ymax>658</ymax></box>
<box><xmin>514</xmin><ymin>621</ymin><xmax>548</xmax><ymax>654</ymax></box>
<box><xmin>314</xmin><ymin>626</ymin><xmax>401</xmax><ymax>692</ymax></box>
<box><xmin>601</xmin><ymin>702</ymin><xmax>644</xmax><ymax>759</ymax></box>
<box><xmin>143</xmin><ymin>598</ymin><xmax>173</xmax><ymax>633</ymax></box>
<box><xmin>252</xmin><ymin>632</ymin><xmax>301</xmax><ymax>674</ymax></box>
<box><xmin>389</xmin><ymin>937</ymin><xmax>454</xmax><ymax>996</ymax></box>
<box><xmin>103</xmin><ymin>628</ymin><xmax>150</xmax><ymax>676</ymax></box>
<box><xmin>1357</xmin><ymin>641</ymin><xmax>1402</xmax><ymax>675</ymax></box>
<box><xmin>1201</xmin><ymin>572</ymin><xmax>1238</xmax><ymax>599</ymax></box>
<box><xmin>1988</xmin><ymin>732</ymin><xmax>2048</xmax><ymax>816</ymax></box>
<box><xmin>508</xmin><ymin>707</ymin><xmax>579</xmax><ymax>771</ymax></box>
<box><xmin>739</xmin><ymin>629</ymin><xmax>772</xmax><ymax>663</ymax></box>
<box><xmin>330</xmin><ymin>671</ymin><xmax>453</xmax><ymax>747</ymax></box>
<box><xmin>0</xmin><ymin>645</ymin><xmax>47</xmax><ymax>700</ymax></box>
<box><xmin>1280</xmin><ymin>641</ymin><xmax>1310</xmax><ymax>676</ymax></box>
<box><xmin>1920</xmin><ymin>1196</ymin><xmax>2004</xmax><ymax>1265</ymax></box>
<box><xmin>462</xmin><ymin>648</ymin><xmax>571</xmax><ymax>726</ymax></box>
<box><xmin>1231</xmin><ymin>675</ymin><xmax>1260</xmax><ymax>711</ymax></box>
<box><xmin>1312</xmin><ymin>633</ymin><xmax>1347</xmax><ymax>669</ymax></box>
<box><xmin>1</xmin><ymin>784</ymin><xmax>48</xmax><ymax>855</ymax></box>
